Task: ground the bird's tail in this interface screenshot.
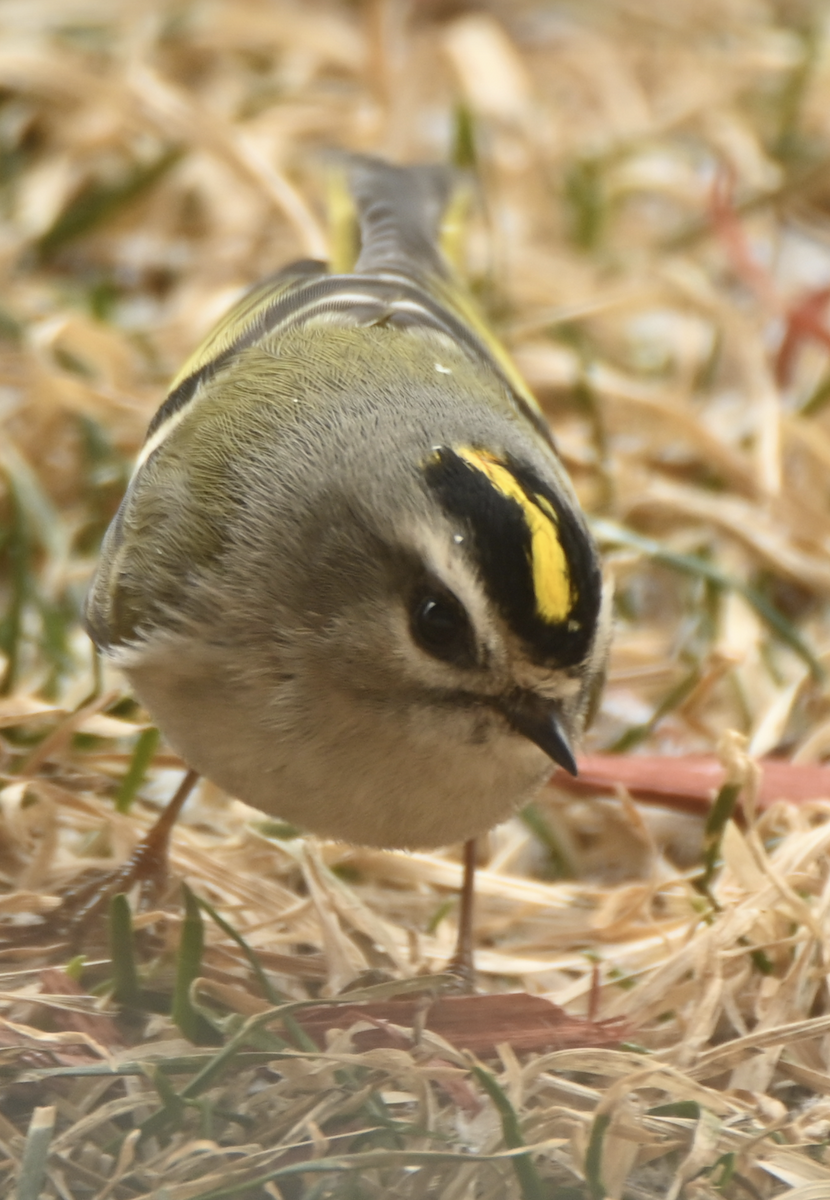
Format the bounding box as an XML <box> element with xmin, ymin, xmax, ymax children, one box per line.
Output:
<box><xmin>328</xmin><ymin>153</ymin><xmax>461</xmax><ymax>280</ymax></box>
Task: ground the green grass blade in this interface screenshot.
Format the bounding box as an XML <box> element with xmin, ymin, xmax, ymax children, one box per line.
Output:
<box><xmin>695</xmin><ymin>782</ymin><xmax>742</xmax><ymax>898</ymax></box>
<box><xmin>172</xmin><ymin>882</ymin><xmax>212</xmax><ymax>1043</ymax></box>
<box><xmin>592</xmin><ymin>518</ymin><xmax>825</xmax><ymax>681</ymax></box>
<box><xmin>194</xmin><ymin>892</ymin><xmax>283</xmax><ymax>1006</ymax></box>
<box><xmin>36</xmin><ymin>146</ymin><xmax>182</xmax><ymax>257</ymax></box>
<box><xmin>519</xmin><ymin>802</ymin><xmax>573</xmax><ymax>878</ymax></box>
<box><xmin>192</xmin><ymin>893</ymin><xmax>317</xmax><ymax>1048</ymax></box>
<box><xmin>115</xmin><ymin>726</ymin><xmax>160</xmax><ymax>814</ymax></box>
<box><xmin>471</xmin><ymin>1064</ymin><xmax>545</xmax><ymax>1200</ymax></box>
<box><xmin>179</xmin><ymin>1145</ymin><xmax>554</xmax><ymax>1200</ymax></box>
<box><xmin>17</xmin><ymin>1105</ymin><xmax>55</xmax><ymax>1200</ymax></box>
<box><xmin>109</xmin><ymin>893</ymin><xmax>141</xmax><ymax>1008</ymax></box>
<box><xmin>609</xmin><ymin>665</ymin><xmax>701</xmax><ymax>754</ymax></box>
<box><xmin>146</xmin><ymin>1064</ymin><xmax>186</xmax><ymax>1127</ymax></box>
<box><xmin>0</xmin><ymin>487</ymin><xmax>29</xmax><ymax>696</ymax></box>
<box><xmin>584</xmin><ymin>1110</ymin><xmax>611</xmax><ymax>1200</ymax></box>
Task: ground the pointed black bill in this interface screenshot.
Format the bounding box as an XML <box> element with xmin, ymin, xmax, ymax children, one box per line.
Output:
<box><xmin>494</xmin><ymin>691</ymin><xmax>578</xmax><ymax>776</ymax></box>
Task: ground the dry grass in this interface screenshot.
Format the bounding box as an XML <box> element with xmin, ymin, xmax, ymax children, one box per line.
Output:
<box><xmin>3</xmin><ymin>0</ymin><xmax>830</xmax><ymax>1196</ymax></box>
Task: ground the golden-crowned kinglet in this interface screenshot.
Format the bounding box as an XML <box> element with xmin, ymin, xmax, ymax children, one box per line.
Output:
<box><xmin>85</xmin><ymin>155</ymin><xmax>610</xmax><ymax>883</ymax></box>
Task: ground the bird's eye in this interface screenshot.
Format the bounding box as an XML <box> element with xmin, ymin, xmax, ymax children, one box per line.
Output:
<box><xmin>410</xmin><ymin>590</ymin><xmax>476</xmax><ymax>666</ymax></box>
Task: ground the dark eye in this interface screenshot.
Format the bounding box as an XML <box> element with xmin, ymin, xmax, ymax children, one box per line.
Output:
<box><xmin>410</xmin><ymin>590</ymin><xmax>476</xmax><ymax>666</ymax></box>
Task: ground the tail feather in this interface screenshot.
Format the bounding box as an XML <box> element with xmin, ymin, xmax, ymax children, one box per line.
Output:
<box><xmin>340</xmin><ymin>155</ymin><xmax>453</xmax><ymax>278</ymax></box>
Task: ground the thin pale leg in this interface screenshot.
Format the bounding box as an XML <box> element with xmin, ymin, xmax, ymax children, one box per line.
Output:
<box><xmin>119</xmin><ymin>767</ymin><xmax>200</xmax><ymax>884</ymax></box>
<box><xmin>59</xmin><ymin>768</ymin><xmax>200</xmax><ymax>940</ymax></box>
<box><xmin>446</xmin><ymin>837</ymin><xmax>477</xmax><ymax>991</ymax></box>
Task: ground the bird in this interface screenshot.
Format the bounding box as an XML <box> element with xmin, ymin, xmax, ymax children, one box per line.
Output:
<box><xmin>84</xmin><ymin>154</ymin><xmax>611</xmax><ymax>982</ymax></box>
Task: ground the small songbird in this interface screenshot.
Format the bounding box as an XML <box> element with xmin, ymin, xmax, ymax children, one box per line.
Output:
<box><xmin>84</xmin><ymin>155</ymin><xmax>610</xmax><ymax>975</ymax></box>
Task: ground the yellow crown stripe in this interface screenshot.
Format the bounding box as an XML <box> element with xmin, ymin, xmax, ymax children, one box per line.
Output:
<box><xmin>326</xmin><ymin>164</ymin><xmax>360</xmax><ymax>275</ymax></box>
<box><xmin>457</xmin><ymin>448</ymin><xmax>572</xmax><ymax>623</ymax></box>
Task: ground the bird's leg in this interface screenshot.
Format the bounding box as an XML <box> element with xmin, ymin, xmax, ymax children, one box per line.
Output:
<box><xmin>446</xmin><ymin>837</ymin><xmax>477</xmax><ymax>991</ymax></box>
<box><xmin>56</xmin><ymin>768</ymin><xmax>200</xmax><ymax>941</ymax></box>
<box><xmin>116</xmin><ymin>767</ymin><xmax>200</xmax><ymax>886</ymax></box>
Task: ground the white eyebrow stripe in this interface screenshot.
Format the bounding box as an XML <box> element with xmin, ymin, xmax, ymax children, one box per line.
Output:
<box><xmin>134</xmin><ymin>263</ymin><xmax>538</xmax><ymax>472</ymax></box>
<box><xmin>134</xmin><ymin>274</ymin><xmax>455</xmax><ymax>465</ymax></box>
<box><xmin>135</xmin><ymin>404</ymin><xmax>191</xmax><ymax>469</ymax></box>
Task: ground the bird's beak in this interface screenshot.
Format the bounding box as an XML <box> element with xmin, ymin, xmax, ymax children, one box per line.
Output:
<box><xmin>494</xmin><ymin>691</ymin><xmax>578</xmax><ymax>777</ymax></box>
